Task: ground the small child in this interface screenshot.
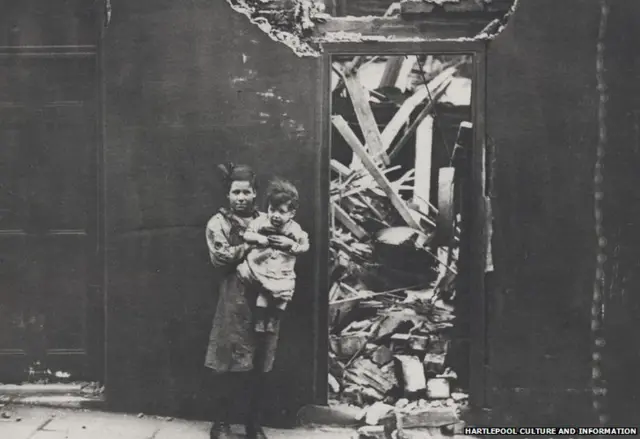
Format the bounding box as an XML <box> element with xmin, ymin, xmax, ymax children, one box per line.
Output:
<box><xmin>238</xmin><ymin>178</ymin><xmax>310</xmax><ymax>333</ymax></box>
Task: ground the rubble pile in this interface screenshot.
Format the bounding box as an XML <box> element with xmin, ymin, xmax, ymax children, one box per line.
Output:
<box><xmin>328</xmin><ymin>54</ymin><xmax>471</xmax><ymax>438</ymax></box>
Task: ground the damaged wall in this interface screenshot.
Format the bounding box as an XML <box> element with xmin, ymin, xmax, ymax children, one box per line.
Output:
<box><xmin>486</xmin><ymin>0</ymin><xmax>640</xmax><ymax>427</ymax></box>
<box><xmin>99</xmin><ymin>0</ymin><xmax>640</xmax><ymax>427</ymax></box>
<box><xmin>589</xmin><ymin>1</ymin><xmax>640</xmax><ymax>427</ymax></box>
<box><xmin>102</xmin><ymin>0</ymin><xmax>321</xmax><ymax>423</ymax></box>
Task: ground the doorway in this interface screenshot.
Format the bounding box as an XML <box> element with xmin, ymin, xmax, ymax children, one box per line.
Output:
<box><xmin>319</xmin><ymin>43</ymin><xmax>488</xmax><ymax>420</ymax></box>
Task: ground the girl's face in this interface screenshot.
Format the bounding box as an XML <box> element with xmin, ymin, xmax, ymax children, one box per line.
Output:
<box><xmin>228</xmin><ymin>180</ymin><xmax>256</xmax><ymax>215</ymax></box>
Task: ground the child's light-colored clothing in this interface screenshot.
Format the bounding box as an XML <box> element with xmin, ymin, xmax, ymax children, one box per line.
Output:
<box><xmin>237</xmin><ymin>213</ymin><xmax>309</xmax><ymax>301</ymax></box>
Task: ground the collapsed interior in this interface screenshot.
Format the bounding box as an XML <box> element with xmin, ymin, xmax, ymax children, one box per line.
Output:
<box><xmin>327</xmin><ymin>52</ymin><xmax>474</xmax><ymax>429</ymax></box>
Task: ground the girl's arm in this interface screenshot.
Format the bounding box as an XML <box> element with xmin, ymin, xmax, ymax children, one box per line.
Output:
<box><xmin>243</xmin><ymin>230</ymin><xmax>269</xmax><ymax>246</ymax></box>
<box><xmin>243</xmin><ymin>218</ymin><xmax>269</xmax><ymax>246</ymax></box>
<box><xmin>206</xmin><ymin>216</ymin><xmax>248</xmax><ymax>267</ymax></box>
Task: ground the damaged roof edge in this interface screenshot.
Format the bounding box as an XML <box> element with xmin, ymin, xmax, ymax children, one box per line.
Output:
<box><xmin>475</xmin><ymin>0</ymin><xmax>520</xmax><ymax>41</ymax></box>
<box><xmin>226</xmin><ymin>0</ymin><xmax>519</xmax><ymax>57</ymax></box>
<box><xmin>225</xmin><ymin>0</ymin><xmax>323</xmax><ymax>58</ymax></box>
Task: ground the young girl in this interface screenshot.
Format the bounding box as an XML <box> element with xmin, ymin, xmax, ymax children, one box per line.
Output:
<box><xmin>237</xmin><ymin>178</ymin><xmax>310</xmax><ymax>333</ymax></box>
<box><xmin>205</xmin><ymin>163</ymin><xmax>274</xmax><ymax>439</ymax></box>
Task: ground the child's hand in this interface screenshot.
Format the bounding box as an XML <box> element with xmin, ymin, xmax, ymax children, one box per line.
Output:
<box><xmin>260</xmin><ymin>225</ymin><xmax>278</xmax><ymax>235</ymax></box>
<box><xmin>268</xmin><ymin>235</ymin><xmax>296</xmax><ymax>250</ymax></box>
<box><xmin>257</xmin><ymin>235</ymin><xmax>270</xmax><ymax>246</ymax></box>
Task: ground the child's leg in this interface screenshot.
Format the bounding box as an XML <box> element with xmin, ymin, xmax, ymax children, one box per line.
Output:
<box><xmin>265</xmin><ymin>296</ymin><xmax>290</xmax><ymax>333</ymax></box>
<box><xmin>254</xmin><ymin>293</ymin><xmax>269</xmax><ymax>333</ymax></box>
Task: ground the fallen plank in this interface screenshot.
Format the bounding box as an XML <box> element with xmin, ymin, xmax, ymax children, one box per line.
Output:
<box><xmin>331</xmin><ymin>166</ymin><xmax>403</xmax><ymax>201</ymax></box>
<box><xmin>381</xmin><ymin>66</ymin><xmax>456</xmax><ymax>151</ymax></box>
<box><xmin>333</xmin><ymin>203</ymin><xmax>368</xmax><ymax>240</ymax></box>
<box><xmin>379</xmin><ymin>56</ymin><xmax>405</xmax><ymax>88</ymax></box>
<box><xmin>333</xmin><ymin>115</ymin><xmax>422</xmax><ymax>230</ymax></box>
<box><xmin>379</xmin><ymin>56</ymin><xmax>417</xmax><ymax>92</ymax></box>
<box><xmin>387</xmin><ymin>80</ymin><xmax>451</xmax><ymax>160</ymax></box>
<box><xmin>413</xmin><ymin>115</ymin><xmax>434</xmax><ymax>216</ymax></box>
<box><xmin>395</xmin><ymin>56</ymin><xmax>417</xmax><ymax>92</ymax></box>
<box><xmin>341</xmin><ymin>69</ymin><xmax>391</xmax><ymax>165</ymax></box>
<box><xmin>354</xmin><ymin>193</ymin><xmax>386</xmax><ymax>222</ymax></box>
<box><xmin>436</xmin><ymin>167</ymin><xmax>456</xmax><ymax>245</ymax></box>
<box><xmin>331</xmin><ymin>159</ymin><xmax>352</xmax><ymax>177</ymax></box>
<box><xmin>330</xmin><ymin>285</ymin><xmax>423</xmax><ymax>305</ymax></box>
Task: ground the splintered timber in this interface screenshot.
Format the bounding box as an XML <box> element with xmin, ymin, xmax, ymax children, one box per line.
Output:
<box><xmin>464</xmin><ymin>427</ymin><xmax>639</xmax><ymax>436</ymax></box>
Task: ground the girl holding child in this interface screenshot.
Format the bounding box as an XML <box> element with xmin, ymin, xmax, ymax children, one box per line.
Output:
<box><xmin>204</xmin><ymin>164</ymin><xmax>308</xmax><ymax>439</ymax></box>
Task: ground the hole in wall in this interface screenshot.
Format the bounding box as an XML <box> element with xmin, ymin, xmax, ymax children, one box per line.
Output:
<box><xmin>226</xmin><ymin>0</ymin><xmax>519</xmax><ymax>57</ymax></box>
<box><xmin>326</xmin><ymin>51</ymin><xmax>477</xmax><ymax>424</ymax></box>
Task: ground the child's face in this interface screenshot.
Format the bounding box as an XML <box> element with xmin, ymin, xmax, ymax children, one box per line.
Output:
<box><xmin>268</xmin><ymin>201</ymin><xmax>295</xmax><ymax>228</ymax></box>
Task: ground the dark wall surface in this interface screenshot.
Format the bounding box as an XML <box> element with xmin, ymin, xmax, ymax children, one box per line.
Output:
<box><xmin>103</xmin><ymin>0</ymin><xmax>320</xmax><ymax>424</ymax></box>
<box><xmin>486</xmin><ymin>0</ymin><xmax>640</xmax><ymax>426</ymax></box>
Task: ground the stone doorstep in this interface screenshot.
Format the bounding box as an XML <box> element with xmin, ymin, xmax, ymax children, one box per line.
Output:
<box><xmin>0</xmin><ymin>383</ymin><xmax>105</xmax><ymax>406</ymax></box>
<box><xmin>0</xmin><ymin>383</ymin><xmax>84</xmax><ymax>395</ymax></box>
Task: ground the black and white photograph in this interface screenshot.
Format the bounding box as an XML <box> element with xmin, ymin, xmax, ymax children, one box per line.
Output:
<box><xmin>0</xmin><ymin>1</ymin><xmax>639</xmax><ymax>438</ymax></box>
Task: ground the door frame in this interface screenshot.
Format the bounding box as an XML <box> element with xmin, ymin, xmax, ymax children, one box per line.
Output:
<box><xmin>311</xmin><ymin>40</ymin><xmax>489</xmax><ymax>409</ymax></box>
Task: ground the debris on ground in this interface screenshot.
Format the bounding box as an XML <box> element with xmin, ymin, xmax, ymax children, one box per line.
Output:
<box><xmin>80</xmin><ymin>382</ymin><xmax>106</xmax><ymax>397</ymax></box>
<box><xmin>328</xmin><ymin>52</ymin><xmax>473</xmax><ymax>439</ymax></box>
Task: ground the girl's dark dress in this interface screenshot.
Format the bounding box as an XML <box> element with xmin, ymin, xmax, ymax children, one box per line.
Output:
<box><xmin>205</xmin><ymin>208</ymin><xmax>280</xmax><ymax>373</ymax></box>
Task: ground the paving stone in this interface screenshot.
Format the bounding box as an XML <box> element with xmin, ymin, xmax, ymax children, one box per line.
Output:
<box><xmin>44</xmin><ymin>410</ymin><xmax>162</xmax><ymax>439</ymax></box>
<box><xmin>0</xmin><ymin>406</ymin><xmax>57</xmax><ymax>439</ymax></box>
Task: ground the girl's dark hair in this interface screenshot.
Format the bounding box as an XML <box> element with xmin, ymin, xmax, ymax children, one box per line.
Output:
<box><xmin>266</xmin><ymin>178</ymin><xmax>299</xmax><ymax>211</ymax></box>
<box><xmin>218</xmin><ymin>162</ymin><xmax>257</xmax><ymax>192</ymax></box>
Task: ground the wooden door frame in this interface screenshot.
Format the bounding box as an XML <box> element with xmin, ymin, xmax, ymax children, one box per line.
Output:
<box><xmin>94</xmin><ymin>1</ymin><xmax>107</xmax><ymax>386</ymax></box>
<box><xmin>311</xmin><ymin>40</ymin><xmax>488</xmax><ymax>409</ymax></box>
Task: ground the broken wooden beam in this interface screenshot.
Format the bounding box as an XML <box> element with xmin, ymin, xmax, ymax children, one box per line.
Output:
<box><xmin>330</xmin><ymin>159</ymin><xmax>352</xmax><ymax>177</ymax></box>
<box><xmin>354</xmin><ymin>193</ymin><xmax>387</xmax><ymax>222</ymax></box>
<box><xmin>381</xmin><ymin>66</ymin><xmax>456</xmax><ymax>151</ymax></box>
<box><xmin>395</xmin><ymin>56</ymin><xmax>417</xmax><ymax>92</ymax></box>
<box><xmin>436</xmin><ymin>167</ymin><xmax>455</xmax><ymax>246</ymax></box>
<box><xmin>379</xmin><ymin>56</ymin><xmax>405</xmax><ymax>89</ymax></box>
<box><xmin>387</xmin><ymin>79</ymin><xmax>451</xmax><ymax>160</ymax></box>
<box><xmin>333</xmin><ymin>115</ymin><xmax>422</xmax><ymax>231</ymax></box>
<box><xmin>333</xmin><ymin>203</ymin><xmax>368</xmax><ymax>240</ymax></box>
<box><xmin>412</xmin><ymin>115</ymin><xmax>434</xmax><ymax>216</ymax></box>
<box><xmin>379</xmin><ymin>55</ymin><xmax>418</xmax><ymax>92</ymax></box>
<box><xmin>341</xmin><ymin>68</ymin><xmax>391</xmax><ymax>165</ymax></box>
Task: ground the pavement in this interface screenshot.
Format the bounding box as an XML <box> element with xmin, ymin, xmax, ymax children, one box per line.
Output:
<box><xmin>0</xmin><ymin>385</ymin><xmax>478</xmax><ymax>439</ymax></box>
<box><xmin>0</xmin><ymin>404</ymin><xmax>358</xmax><ymax>439</ymax></box>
